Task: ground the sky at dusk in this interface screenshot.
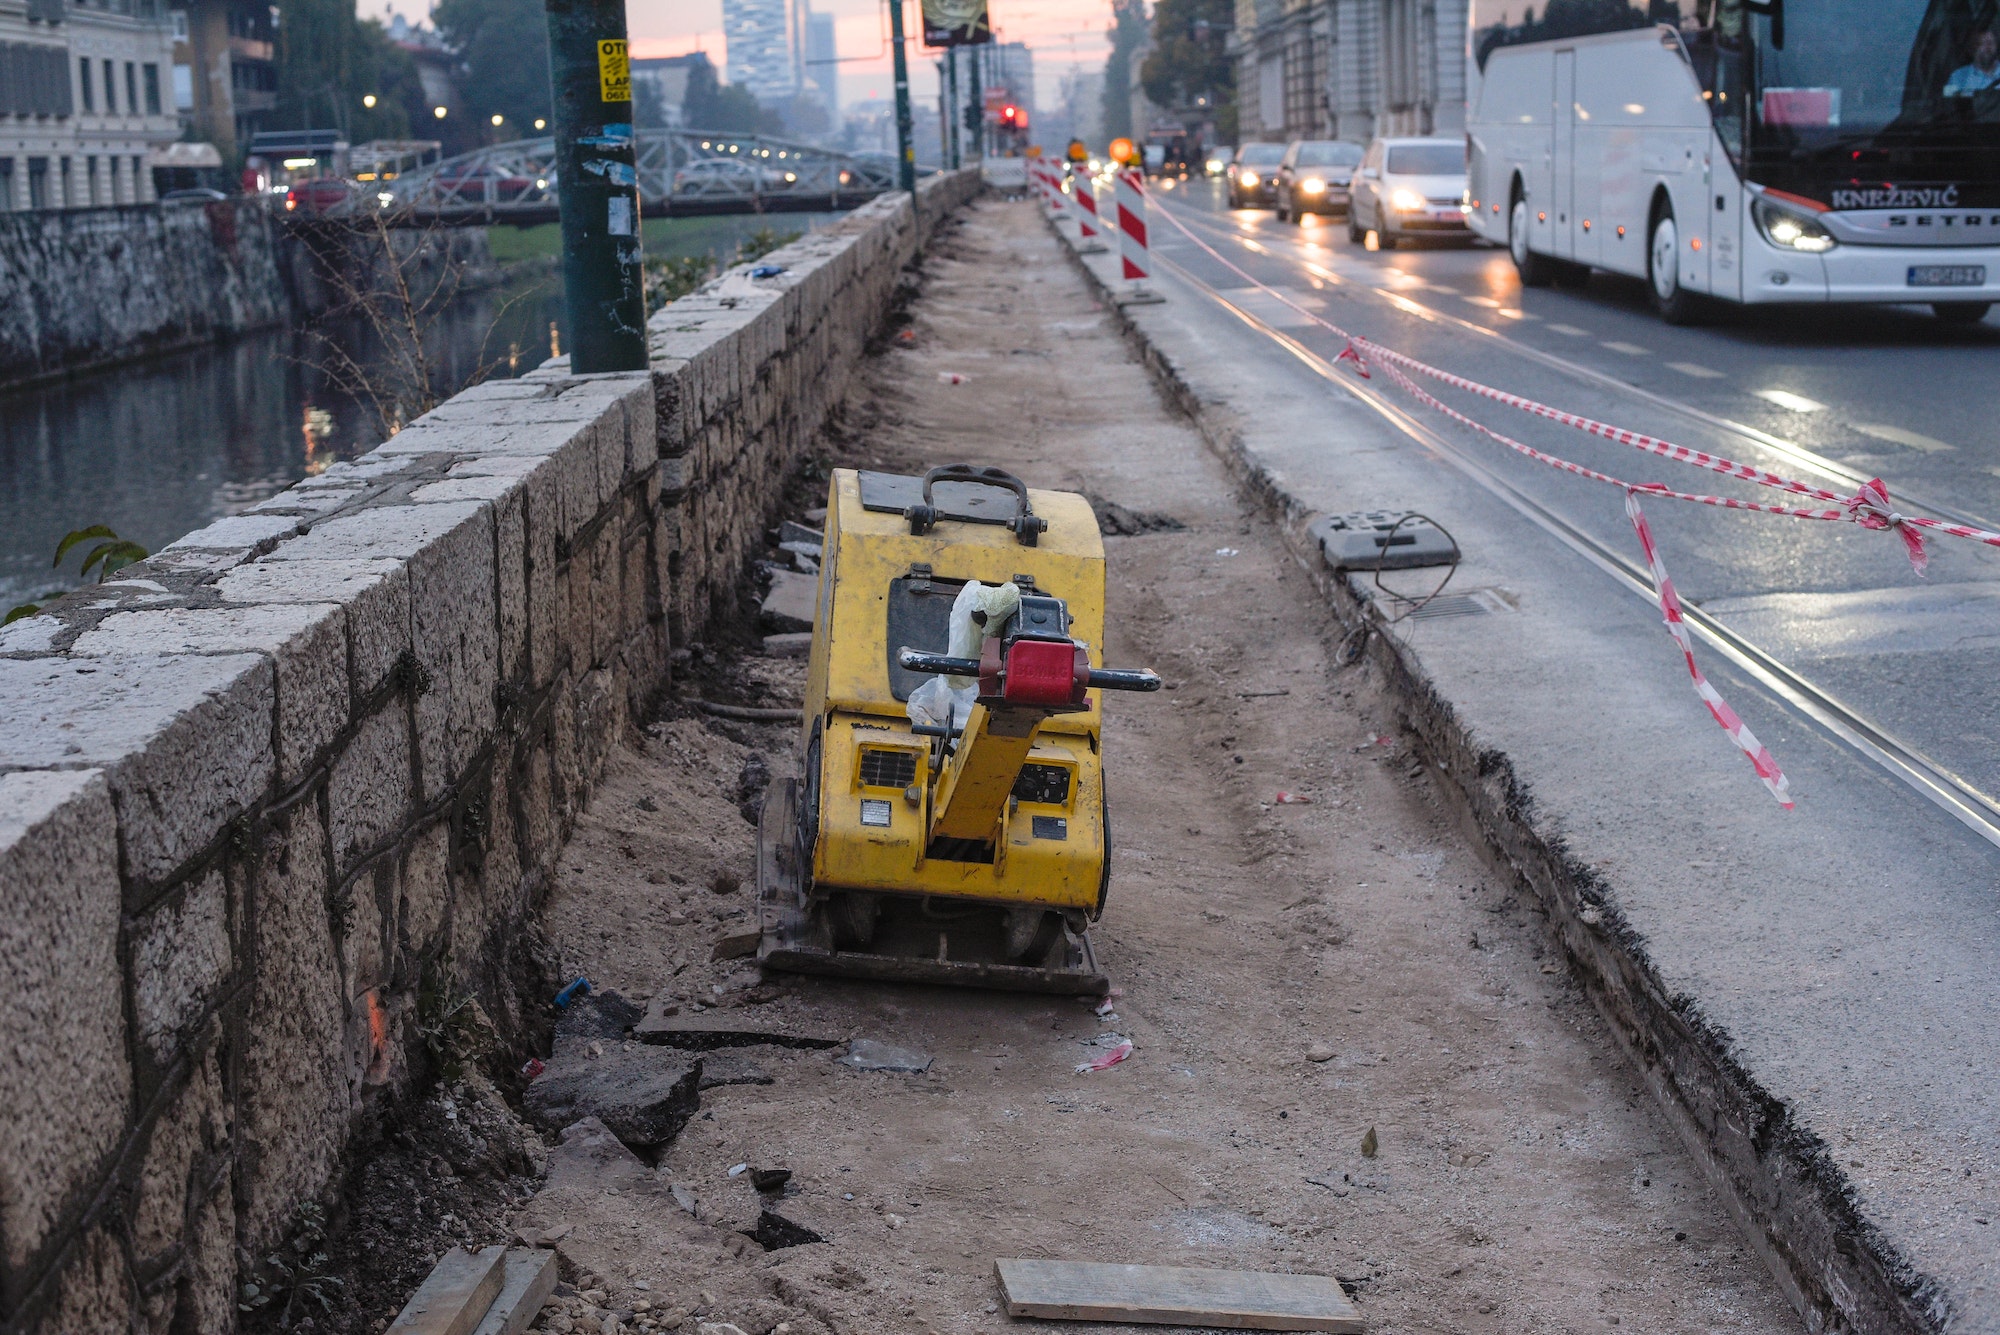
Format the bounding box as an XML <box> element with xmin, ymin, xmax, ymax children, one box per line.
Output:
<box><xmin>365</xmin><ymin>0</ymin><xmax>1117</xmax><ymax>108</ymax></box>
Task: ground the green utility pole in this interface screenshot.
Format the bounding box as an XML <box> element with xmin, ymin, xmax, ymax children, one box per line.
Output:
<box><xmin>544</xmin><ymin>0</ymin><xmax>647</xmax><ymax>373</ymax></box>
<box><xmin>966</xmin><ymin>43</ymin><xmax>983</xmax><ymax>159</ymax></box>
<box><xmin>947</xmin><ymin>48</ymin><xmax>961</xmax><ymax>168</ymax></box>
<box><xmin>888</xmin><ymin>0</ymin><xmax>916</xmax><ymax>193</ymax></box>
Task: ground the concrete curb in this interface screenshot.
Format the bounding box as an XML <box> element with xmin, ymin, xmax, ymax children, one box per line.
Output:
<box><xmin>1043</xmin><ymin>210</ymin><xmax>1939</xmax><ymax>1335</ymax></box>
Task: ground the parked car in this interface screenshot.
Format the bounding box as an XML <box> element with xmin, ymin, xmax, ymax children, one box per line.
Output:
<box><xmin>283</xmin><ymin>177</ymin><xmax>354</xmax><ymax>214</ymax></box>
<box><xmin>1347</xmin><ymin>138</ymin><xmax>1471</xmax><ymax>246</ymax></box>
<box><xmin>1274</xmin><ymin>140</ymin><xmax>1365</xmax><ymax>222</ymax></box>
<box><xmin>673</xmin><ymin>158</ymin><xmax>760</xmax><ymax>195</ymax></box>
<box><xmin>161</xmin><ymin>187</ymin><xmax>227</xmax><ymax>203</ymax></box>
<box><xmin>1226</xmin><ymin>142</ymin><xmax>1287</xmax><ymax>209</ymax></box>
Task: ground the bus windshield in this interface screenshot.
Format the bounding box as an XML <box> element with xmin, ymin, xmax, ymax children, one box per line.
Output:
<box><xmin>1748</xmin><ymin>0</ymin><xmax>2000</xmax><ymax>137</ymax></box>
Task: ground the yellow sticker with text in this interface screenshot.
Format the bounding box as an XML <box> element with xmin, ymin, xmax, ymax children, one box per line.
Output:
<box><xmin>598</xmin><ymin>39</ymin><xmax>630</xmax><ymax>104</ymax></box>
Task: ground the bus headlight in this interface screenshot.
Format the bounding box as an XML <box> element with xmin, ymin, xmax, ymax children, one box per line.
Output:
<box><xmin>1300</xmin><ymin>177</ymin><xmax>1327</xmax><ymax>194</ymax></box>
<box><xmin>1390</xmin><ymin>187</ymin><xmax>1427</xmax><ymax>212</ymax></box>
<box><xmin>1753</xmin><ymin>197</ymin><xmax>1835</xmax><ymax>253</ymax></box>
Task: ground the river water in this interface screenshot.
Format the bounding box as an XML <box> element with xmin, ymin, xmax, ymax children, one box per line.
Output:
<box><xmin>0</xmin><ymin>271</ymin><xmax>565</xmax><ymax>612</ymax></box>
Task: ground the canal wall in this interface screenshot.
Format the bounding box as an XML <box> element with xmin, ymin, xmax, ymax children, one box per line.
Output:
<box><xmin>0</xmin><ymin>199</ymin><xmax>498</xmax><ymax>390</ymax></box>
<box><xmin>0</xmin><ymin>167</ymin><xmax>980</xmax><ymax>1332</ymax></box>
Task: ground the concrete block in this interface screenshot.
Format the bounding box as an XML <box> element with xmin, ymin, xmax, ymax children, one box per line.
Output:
<box><xmin>0</xmin><ymin>654</ymin><xmax>274</xmax><ymax>883</ymax></box>
<box><xmin>132</xmin><ymin>1046</ymin><xmax>226</xmax><ymax>1260</ymax></box>
<box><xmin>522</xmin><ymin>465</ymin><xmax>561</xmax><ymax>689</ymax></box>
<box><xmin>0</xmin><ymin>770</ymin><xmax>132</xmax><ymax>1282</ymax></box>
<box><xmin>247</xmin><ymin>485</ymin><xmax>361</xmax><ymax>517</ymax></box>
<box><xmin>555</xmin><ymin>436</ymin><xmax>601</xmax><ymax>542</ymax></box>
<box><xmin>0</xmin><ymin>614</ymin><xmax>62</xmax><ymax>654</ymax></box>
<box><xmin>445</xmin><ymin>454</ymin><xmax>545</xmax><ymax>478</ymax></box>
<box><xmin>761</xmin><ymin>569</ymin><xmax>818</xmax><ymax>633</ymax></box>
<box><xmin>588</xmin><ymin>521</ymin><xmax>621</xmax><ymax>670</ymax></box>
<box><xmin>339</xmin><ymin>858</ymin><xmax>392</xmax><ymax>1000</ymax></box>
<box><xmin>400</xmin><ymin>819</ymin><xmax>452</xmax><ymax>961</ymax></box>
<box><xmin>239</xmin><ymin>802</ymin><xmax>345</xmax><ymax>1253</ymax></box>
<box><xmin>130</xmin><ymin>868</ymin><xmax>232</xmax><ymax>1067</ymax></box>
<box><xmin>409</xmin><ymin>506</ymin><xmax>498</xmax><ymax>802</ymax></box>
<box><xmin>328</xmin><ymin>702</ymin><xmax>413</xmax><ymax>874</ymax></box>
<box><xmin>409</xmin><ymin>474</ymin><xmax>524</xmax><ymax>505</ymax></box>
<box><xmin>161</xmin><ymin>512</ymin><xmax>300</xmax><ymax>555</ymax></box>
<box><xmin>70</xmin><ymin>603</ymin><xmax>348</xmax><ymax>788</ymax></box>
<box><xmin>216</xmin><ymin>557</ymin><xmax>411</xmax><ymax>700</ymax></box>
<box><xmin>493</xmin><ymin>487</ymin><xmax>528</xmax><ymax>684</ymax></box>
<box><xmin>270</xmin><ymin>500</ymin><xmax>487</xmax><ymax>565</ymax></box>
<box><xmin>174</xmin><ymin>1181</ymin><xmax>236</xmax><ymax>1335</ymax></box>
<box><xmin>40</xmin><ymin>1221</ymin><xmax>132</xmax><ymax>1335</ymax></box>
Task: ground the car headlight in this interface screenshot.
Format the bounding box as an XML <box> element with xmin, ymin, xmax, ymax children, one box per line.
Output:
<box><xmin>1240</xmin><ymin>171</ymin><xmax>1260</xmax><ymax>188</ymax></box>
<box><xmin>1390</xmin><ymin>188</ymin><xmax>1427</xmax><ymax>212</ymax></box>
<box><xmin>1300</xmin><ymin>177</ymin><xmax>1327</xmax><ymax>194</ymax></box>
<box><xmin>1205</xmin><ymin>157</ymin><xmax>1224</xmax><ymax>174</ymax></box>
<box><xmin>1752</xmin><ymin>196</ymin><xmax>1835</xmax><ymax>253</ymax></box>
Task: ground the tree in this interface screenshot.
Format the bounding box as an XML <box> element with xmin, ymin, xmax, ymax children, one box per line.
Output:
<box><xmin>1100</xmin><ymin>0</ymin><xmax>1147</xmax><ymax>144</ymax></box>
<box><xmin>274</xmin><ymin>0</ymin><xmax>418</xmax><ymax>140</ymax></box>
<box><xmin>1140</xmin><ymin>0</ymin><xmax>1236</xmax><ymax>140</ymax></box>
<box><xmin>433</xmin><ymin>0</ymin><xmax>553</xmax><ymax>141</ymax></box>
<box><xmin>682</xmin><ymin>61</ymin><xmax>785</xmax><ymax>134</ymax></box>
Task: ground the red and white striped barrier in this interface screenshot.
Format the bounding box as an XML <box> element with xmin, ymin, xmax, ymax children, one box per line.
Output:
<box><xmin>1114</xmin><ymin>168</ymin><xmax>1164</xmax><ymax>303</ymax></box>
<box><xmin>1072</xmin><ymin>169</ymin><xmax>1100</xmax><ymax>241</ymax></box>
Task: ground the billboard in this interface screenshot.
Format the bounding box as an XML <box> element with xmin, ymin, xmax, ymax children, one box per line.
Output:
<box><xmin>922</xmin><ymin>0</ymin><xmax>992</xmax><ymax>47</ymax></box>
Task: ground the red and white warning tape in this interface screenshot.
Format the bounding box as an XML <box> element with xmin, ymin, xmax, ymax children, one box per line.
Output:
<box><xmin>1144</xmin><ymin>200</ymin><xmax>2000</xmax><ymax>806</ymax></box>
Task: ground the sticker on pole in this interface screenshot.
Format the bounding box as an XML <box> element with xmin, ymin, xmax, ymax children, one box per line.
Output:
<box><xmin>597</xmin><ymin>39</ymin><xmax>630</xmax><ymax>104</ymax></box>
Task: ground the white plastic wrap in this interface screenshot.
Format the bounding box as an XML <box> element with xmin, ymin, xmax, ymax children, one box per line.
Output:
<box><xmin>907</xmin><ymin>579</ymin><xmax>1022</xmax><ymax>731</ymax></box>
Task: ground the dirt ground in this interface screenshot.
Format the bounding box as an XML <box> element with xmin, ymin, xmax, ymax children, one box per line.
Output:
<box><xmin>507</xmin><ymin>197</ymin><xmax>1802</xmax><ymax>1335</ymax></box>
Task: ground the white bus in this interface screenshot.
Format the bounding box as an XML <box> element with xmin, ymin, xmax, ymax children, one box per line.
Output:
<box><xmin>1465</xmin><ymin>0</ymin><xmax>2000</xmax><ymax>324</ymax></box>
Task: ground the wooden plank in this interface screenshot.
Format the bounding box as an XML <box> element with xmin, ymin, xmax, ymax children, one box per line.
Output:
<box><xmin>994</xmin><ymin>1258</ymin><xmax>1363</xmax><ymax>1332</ymax></box>
<box><xmin>389</xmin><ymin>1245</ymin><xmax>507</xmax><ymax>1335</ymax></box>
<box><xmin>470</xmin><ymin>1249</ymin><xmax>559</xmax><ymax>1335</ymax></box>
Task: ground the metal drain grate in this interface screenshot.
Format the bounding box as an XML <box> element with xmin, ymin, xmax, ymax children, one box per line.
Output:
<box><xmin>1395</xmin><ymin>587</ymin><xmax>1515</xmax><ymax>621</ymax></box>
<box><xmin>859</xmin><ymin>748</ymin><xmax>919</xmax><ymax>789</ymax></box>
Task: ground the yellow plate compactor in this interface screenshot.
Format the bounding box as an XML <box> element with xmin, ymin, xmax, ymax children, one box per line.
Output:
<box><xmin>756</xmin><ymin>465</ymin><xmax>1161</xmax><ymax>995</ymax></box>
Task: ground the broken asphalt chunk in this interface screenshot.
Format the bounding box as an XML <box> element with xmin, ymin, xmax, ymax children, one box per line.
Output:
<box><xmin>633</xmin><ymin>1001</ymin><xmax>841</xmax><ymax>1051</ymax></box>
<box><xmin>742</xmin><ymin>1209</ymin><xmax>824</xmax><ymax>1252</ymax></box>
<box><xmin>524</xmin><ymin>1047</ymin><xmax>702</xmax><ymax>1150</ymax></box>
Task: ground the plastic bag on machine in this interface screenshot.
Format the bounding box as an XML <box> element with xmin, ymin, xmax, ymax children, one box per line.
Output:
<box><xmin>906</xmin><ymin>580</ymin><xmax>1022</xmax><ymax>731</ymax></box>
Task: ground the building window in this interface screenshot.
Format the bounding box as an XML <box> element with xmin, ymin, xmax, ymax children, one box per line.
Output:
<box><xmin>143</xmin><ymin>62</ymin><xmax>160</xmax><ymax>114</ymax></box>
<box><xmin>132</xmin><ymin>154</ymin><xmax>144</xmax><ymax>200</ymax></box>
<box><xmin>59</xmin><ymin>155</ymin><xmax>70</xmax><ymax>206</ymax></box>
<box><xmin>80</xmin><ymin>57</ymin><xmax>94</xmax><ymax>112</ymax></box>
<box><xmin>28</xmin><ymin>157</ymin><xmax>49</xmax><ymax>210</ymax></box>
<box><xmin>85</xmin><ymin>154</ymin><xmax>97</xmax><ymax>205</ymax></box>
<box><xmin>126</xmin><ymin>62</ymin><xmax>138</xmax><ymax>117</ymax></box>
<box><xmin>103</xmin><ymin>59</ymin><xmax>116</xmax><ymax>113</ymax></box>
<box><xmin>170</xmin><ymin>7</ymin><xmax>188</xmax><ymax>40</ymax></box>
<box><xmin>173</xmin><ymin>63</ymin><xmax>192</xmax><ymax>111</ymax></box>
<box><xmin>0</xmin><ymin>159</ymin><xmax>12</xmax><ymax>211</ymax></box>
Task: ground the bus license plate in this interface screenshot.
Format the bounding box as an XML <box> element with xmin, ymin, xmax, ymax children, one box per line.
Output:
<box><xmin>1908</xmin><ymin>265</ymin><xmax>1986</xmax><ymax>287</ymax></box>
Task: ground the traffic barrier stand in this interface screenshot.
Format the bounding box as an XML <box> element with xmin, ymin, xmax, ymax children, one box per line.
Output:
<box><xmin>1147</xmin><ymin>199</ymin><xmax>2000</xmax><ymax>806</ymax></box>
<box><xmin>1114</xmin><ymin>168</ymin><xmax>1166</xmax><ymax>305</ymax></box>
<box><xmin>1071</xmin><ymin>169</ymin><xmax>1107</xmax><ymax>254</ymax></box>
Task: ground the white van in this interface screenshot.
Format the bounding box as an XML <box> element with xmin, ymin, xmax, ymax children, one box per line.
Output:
<box><xmin>1467</xmin><ymin>5</ymin><xmax>2000</xmax><ymax>324</ymax></box>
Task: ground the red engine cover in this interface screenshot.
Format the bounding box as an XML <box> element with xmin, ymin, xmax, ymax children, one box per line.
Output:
<box><xmin>1003</xmin><ymin>639</ymin><xmax>1088</xmax><ymax>708</ymax></box>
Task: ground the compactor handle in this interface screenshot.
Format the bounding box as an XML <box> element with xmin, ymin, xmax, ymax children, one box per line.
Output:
<box><xmin>904</xmin><ymin>465</ymin><xmax>1049</xmax><ymax>546</ymax></box>
<box><xmin>896</xmin><ymin>648</ymin><xmax>1162</xmax><ymax>693</ymax></box>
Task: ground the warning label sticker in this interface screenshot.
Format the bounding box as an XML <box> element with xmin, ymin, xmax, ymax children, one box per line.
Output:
<box><xmin>597</xmin><ymin>39</ymin><xmax>630</xmax><ymax>104</ymax></box>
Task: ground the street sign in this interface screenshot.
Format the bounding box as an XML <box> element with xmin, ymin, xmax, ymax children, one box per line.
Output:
<box><xmin>922</xmin><ymin>0</ymin><xmax>992</xmax><ymax>47</ymax></box>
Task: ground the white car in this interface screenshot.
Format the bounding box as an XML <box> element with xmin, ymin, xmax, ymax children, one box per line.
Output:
<box><xmin>1347</xmin><ymin>137</ymin><xmax>1472</xmax><ymax>246</ymax></box>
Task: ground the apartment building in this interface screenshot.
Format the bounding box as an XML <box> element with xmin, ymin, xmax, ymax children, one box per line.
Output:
<box><xmin>1231</xmin><ymin>0</ymin><xmax>1469</xmax><ymax>145</ymax></box>
<box><xmin>0</xmin><ymin>0</ymin><xmax>178</xmax><ymax>209</ymax></box>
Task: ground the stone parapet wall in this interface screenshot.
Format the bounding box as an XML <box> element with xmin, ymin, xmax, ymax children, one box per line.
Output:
<box><xmin>0</xmin><ymin>167</ymin><xmax>979</xmax><ymax>1333</ymax></box>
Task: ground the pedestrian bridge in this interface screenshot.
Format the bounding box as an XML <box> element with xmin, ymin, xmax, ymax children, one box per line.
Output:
<box><xmin>370</xmin><ymin>130</ymin><xmax>898</xmax><ymax>225</ymax></box>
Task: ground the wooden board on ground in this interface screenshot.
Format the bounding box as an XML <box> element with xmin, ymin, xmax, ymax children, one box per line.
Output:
<box><xmin>633</xmin><ymin>999</ymin><xmax>841</xmax><ymax>1050</ymax></box>
<box><xmin>470</xmin><ymin>1249</ymin><xmax>559</xmax><ymax>1335</ymax></box>
<box><xmin>390</xmin><ymin>1245</ymin><xmax>506</xmax><ymax>1335</ymax></box>
<box><xmin>994</xmin><ymin>1258</ymin><xmax>1363</xmax><ymax>1332</ymax></box>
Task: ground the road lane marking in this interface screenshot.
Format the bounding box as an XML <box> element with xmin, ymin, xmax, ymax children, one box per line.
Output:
<box><xmin>1667</xmin><ymin>361</ymin><xmax>1726</xmax><ymax>378</ymax></box>
<box><xmin>1546</xmin><ymin>323</ymin><xmax>1590</xmax><ymax>336</ymax></box>
<box><xmin>1463</xmin><ymin>295</ymin><xmax>1503</xmax><ymax>308</ymax></box>
<box><xmin>1151</xmin><ymin>199</ymin><xmax>1999</xmax><ymax>529</ymax></box>
<box><xmin>1602</xmin><ymin>341</ymin><xmax>1649</xmax><ymax>355</ymax></box>
<box><xmin>1755</xmin><ymin>389</ymin><xmax>1828</xmax><ymax>413</ymax></box>
<box><xmin>1498</xmin><ymin>309</ymin><xmax>1532</xmax><ymax>320</ymax></box>
<box><xmin>1852</xmin><ymin>423</ymin><xmax>1954</xmax><ymax>453</ymax></box>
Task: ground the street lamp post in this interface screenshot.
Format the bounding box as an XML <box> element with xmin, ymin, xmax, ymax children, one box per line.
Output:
<box><xmin>888</xmin><ymin>0</ymin><xmax>916</xmax><ymax>194</ymax></box>
<box><xmin>543</xmin><ymin>0</ymin><xmax>648</xmax><ymax>373</ymax></box>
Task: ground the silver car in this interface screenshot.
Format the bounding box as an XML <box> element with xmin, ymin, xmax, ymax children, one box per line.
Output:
<box><xmin>1347</xmin><ymin>137</ymin><xmax>1472</xmax><ymax>246</ymax></box>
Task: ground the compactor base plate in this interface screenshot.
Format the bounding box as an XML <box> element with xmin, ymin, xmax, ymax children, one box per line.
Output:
<box><xmin>755</xmin><ymin>779</ymin><xmax>1110</xmax><ymax>997</ymax></box>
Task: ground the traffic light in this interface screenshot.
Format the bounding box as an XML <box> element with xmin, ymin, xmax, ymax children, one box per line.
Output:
<box><xmin>1000</xmin><ymin>104</ymin><xmax>1026</xmax><ymax>131</ymax></box>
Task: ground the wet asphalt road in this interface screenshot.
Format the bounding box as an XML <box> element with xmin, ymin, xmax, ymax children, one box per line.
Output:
<box><xmin>1149</xmin><ymin>175</ymin><xmax>2000</xmax><ymax>801</ymax></box>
